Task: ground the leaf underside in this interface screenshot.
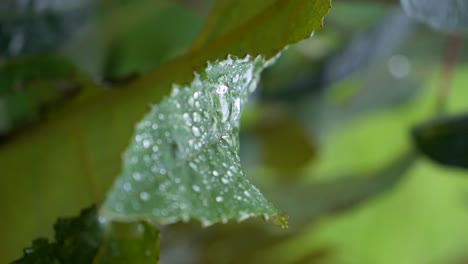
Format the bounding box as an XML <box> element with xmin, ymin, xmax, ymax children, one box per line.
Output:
<box><xmin>101</xmin><ymin>55</ymin><xmax>287</xmax><ymax>228</ymax></box>
<box><xmin>412</xmin><ymin>113</ymin><xmax>468</xmax><ymax>169</ymax></box>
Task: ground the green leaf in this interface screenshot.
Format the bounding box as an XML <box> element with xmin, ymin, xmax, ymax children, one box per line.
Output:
<box><xmin>13</xmin><ymin>205</ymin><xmax>103</xmax><ymax>264</ymax></box>
<box><xmin>412</xmin><ymin>113</ymin><xmax>468</xmax><ymax>169</ymax></box>
<box><xmin>189</xmin><ymin>0</ymin><xmax>331</xmax><ymax>58</ymax></box>
<box><xmin>0</xmin><ymin>55</ymin><xmax>81</xmax><ymax>135</ymax></box>
<box><xmin>0</xmin><ymin>0</ymin><xmax>329</xmax><ymax>260</ymax></box>
<box><xmin>102</xmin><ymin>55</ymin><xmax>287</xmax><ymax>227</ymax></box>
<box><xmin>13</xmin><ymin>205</ymin><xmax>159</xmax><ymax>264</ymax></box>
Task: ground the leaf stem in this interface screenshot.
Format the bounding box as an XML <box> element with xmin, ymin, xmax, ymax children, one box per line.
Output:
<box><xmin>435</xmin><ymin>34</ymin><xmax>463</xmax><ymax>115</ymax></box>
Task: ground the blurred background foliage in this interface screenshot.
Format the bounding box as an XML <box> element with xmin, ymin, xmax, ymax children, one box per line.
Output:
<box><xmin>1</xmin><ymin>0</ymin><xmax>468</xmax><ymax>263</ymax></box>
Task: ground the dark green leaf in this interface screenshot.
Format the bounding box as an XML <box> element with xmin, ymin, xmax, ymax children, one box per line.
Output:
<box><xmin>13</xmin><ymin>205</ymin><xmax>160</xmax><ymax>264</ymax></box>
<box><xmin>13</xmin><ymin>205</ymin><xmax>103</xmax><ymax>264</ymax></box>
<box><xmin>412</xmin><ymin>113</ymin><xmax>468</xmax><ymax>169</ymax></box>
<box><xmin>102</xmin><ymin>56</ymin><xmax>287</xmax><ymax>227</ymax></box>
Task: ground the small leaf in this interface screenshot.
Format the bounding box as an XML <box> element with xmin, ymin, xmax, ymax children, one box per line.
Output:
<box><xmin>13</xmin><ymin>205</ymin><xmax>160</xmax><ymax>264</ymax></box>
<box><xmin>412</xmin><ymin>113</ymin><xmax>468</xmax><ymax>169</ymax></box>
<box><xmin>401</xmin><ymin>0</ymin><xmax>468</xmax><ymax>33</ymax></box>
<box><xmin>101</xmin><ymin>55</ymin><xmax>287</xmax><ymax>227</ymax></box>
<box><xmin>13</xmin><ymin>205</ymin><xmax>103</xmax><ymax>264</ymax></box>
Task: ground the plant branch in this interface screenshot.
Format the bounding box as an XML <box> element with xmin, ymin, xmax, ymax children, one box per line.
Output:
<box><xmin>435</xmin><ymin>34</ymin><xmax>463</xmax><ymax>115</ymax></box>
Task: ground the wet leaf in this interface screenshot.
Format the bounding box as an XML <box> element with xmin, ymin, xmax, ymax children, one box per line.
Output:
<box><xmin>401</xmin><ymin>0</ymin><xmax>468</xmax><ymax>33</ymax></box>
<box><xmin>412</xmin><ymin>113</ymin><xmax>468</xmax><ymax>169</ymax></box>
<box><xmin>102</xmin><ymin>55</ymin><xmax>287</xmax><ymax>227</ymax></box>
<box><xmin>0</xmin><ymin>0</ymin><xmax>329</xmax><ymax>260</ymax></box>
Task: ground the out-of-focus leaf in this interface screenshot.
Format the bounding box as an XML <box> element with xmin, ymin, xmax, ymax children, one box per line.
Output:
<box><xmin>0</xmin><ymin>55</ymin><xmax>81</xmax><ymax>136</ymax></box>
<box><xmin>0</xmin><ymin>0</ymin><xmax>329</xmax><ymax>260</ymax></box>
<box><xmin>267</xmin><ymin>152</ymin><xmax>417</xmax><ymax>228</ymax></box>
<box><xmin>0</xmin><ymin>0</ymin><xmax>94</xmax><ymax>57</ymax></box>
<box><xmin>412</xmin><ymin>113</ymin><xmax>468</xmax><ymax>169</ymax></box>
<box><xmin>108</xmin><ymin>4</ymin><xmax>203</xmax><ymax>78</ymax></box>
<box><xmin>161</xmin><ymin>220</ymin><xmax>332</xmax><ymax>264</ymax></box>
<box><xmin>102</xmin><ymin>56</ymin><xmax>286</xmax><ymax>227</ymax></box>
<box><xmin>254</xmin><ymin>106</ymin><xmax>316</xmax><ymax>177</ymax></box>
<box><xmin>13</xmin><ymin>205</ymin><xmax>159</xmax><ymax>264</ymax></box>
<box><xmin>401</xmin><ymin>0</ymin><xmax>468</xmax><ymax>33</ymax></box>
<box><xmin>94</xmin><ymin>221</ymin><xmax>159</xmax><ymax>264</ymax></box>
<box><xmin>256</xmin><ymin>75</ymin><xmax>468</xmax><ymax>264</ymax></box>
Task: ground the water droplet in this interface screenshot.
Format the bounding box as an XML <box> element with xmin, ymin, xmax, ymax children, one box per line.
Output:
<box><xmin>216</xmin><ymin>196</ymin><xmax>224</xmax><ymax>202</ymax></box>
<box><xmin>159</xmin><ymin>168</ymin><xmax>167</xmax><ymax>174</ymax></box>
<box><xmin>133</xmin><ymin>172</ymin><xmax>142</xmax><ymax>181</ymax></box>
<box><xmin>192</xmin><ymin>185</ymin><xmax>200</xmax><ymax>192</ymax></box>
<box><xmin>189</xmin><ymin>162</ymin><xmax>198</xmax><ymax>170</ymax></box>
<box><xmin>193</xmin><ymin>91</ymin><xmax>200</xmax><ymax>99</ymax></box>
<box><xmin>221</xmin><ymin>177</ymin><xmax>229</xmax><ymax>184</ymax></box>
<box><xmin>152</xmin><ymin>123</ymin><xmax>158</xmax><ymax>130</ymax></box>
<box><xmin>115</xmin><ymin>203</ymin><xmax>124</xmax><ymax>212</ymax></box>
<box><xmin>152</xmin><ymin>146</ymin><xmax>159</xmax><ymax>152</ymax></box>
<box><xmin>215</xmin><ymin>84</ymin><xmax>228</xmax><ymax>95</ymax></box>
<box><xmin>98</xmin><ymin>216</ymin><xmax>108</xmax><ymax>225</ymax></box>
<box><xmin>192</xmin><ymin>126</ymin><xmax>201</xmax><ymax>137</ymax></box>
<box><xmin>183</xmin><ymin>113</ymin><xmax>192</xmax><ymax>126</ymax></box>
<box><xmin>212</xmin><ymin>170</ymin><xmax>219</xmax><ymax>176</ymax></box>
<box><xmin>143</xmin><ymin>139</ymin><xmax>151</xmax><ymax>148</ymax></box>
<box><xmin>193</xmin><ymin>112</ymin><xmax>201</xmax><ymax>123</ymax></box>
<box><xmin>244</xmin><ymin>190</ymin><xmax>251</xmax><ymax>197</ymax></box>
<box><xmin>140</xmin><ymin>192</ymin><xmax>150</xmax><ymax>201</ymax></box>
<box><xmin>158</xmin><ymin>113</ymin><xmax>165</xmax><ymax>120</ymax></box>
<box><xmin>388</xmin><ymin>54</ymin><xmax>411</xmax><ymax>79</ymax></box>
<box><xmin>123</xmin><ymin>183</ymin><xmax>132</xmax><ymax>191</ymax></box>
<box><xmin>233</xmin><ymin>74</ymin><xmax>240</xmax><ymax>82</ymax></box>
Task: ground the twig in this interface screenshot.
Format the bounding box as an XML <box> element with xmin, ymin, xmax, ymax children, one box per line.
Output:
<box><xmin>435</xmin><ymin>34</ymin><xmax>463</xmax><ymax>115</ymax></box>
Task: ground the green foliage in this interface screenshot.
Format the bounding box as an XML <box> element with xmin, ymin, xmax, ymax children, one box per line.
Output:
<box><xmin>412</xmin><ymin>113</ymin><xmax>468</xmax><ymax>169</ymax></box>
<box><xmin>0</xmin><ymin>55</ymin><xmax>81</xmax><ymax>135</ymax></box>
<box><xmin>102</xmin><ymin>56</ymin><xmax>286</xmax><ymax>227</ymax></box>
<box><xmin>0</xmin><ymin>1</ymin><xmax>330</xmax><ymax>260</ymax></box>
<box><xmin>13</xmin><ymin>205</ymin><xmax>103</xmax><ymax>264</ymax></box>
<box><xmin>13</xmin><ymin>205</ymin><xmax>159</xmax><ymax>264</ymax></box>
